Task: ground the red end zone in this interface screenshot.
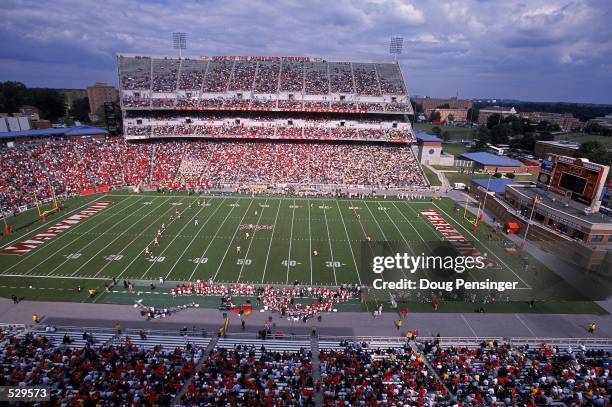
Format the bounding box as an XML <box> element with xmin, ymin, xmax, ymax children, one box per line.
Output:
<box><xmin>0</xmin><ymin>201</ymin><xmax>113</xmax><ymax>255</ymax></box>
<box><xmin>420</xmin><ymin>208</ymin><xmax>499</xmax><ymax>269</ymax></box>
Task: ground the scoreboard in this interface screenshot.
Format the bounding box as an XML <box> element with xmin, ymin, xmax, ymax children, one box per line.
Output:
<box><xmin>548</xmin><ymin>156</ymin><xmax>608</xmax><ymax>206</ymax></box>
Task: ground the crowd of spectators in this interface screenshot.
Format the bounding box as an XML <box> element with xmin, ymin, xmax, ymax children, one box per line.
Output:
<box><xmin>182</xmin><ymin>347</ymin><xmax>314</xmax><ymax>406</ymax></box>
<box><xmin>0</xmin><ymin>138</ymin><xmax>427</xmax><ymax>212</ymax></box>
<box><xmin>124</xmin><ymin>56</ymin><xmax>406</xmax><ymax>99</ymax></box>
<box><xmin>144</xmin><ymin>122</ymin><xmax>414</xmax><ymax>141</ymax></box>
<box><xmin>0</xmin><ymin>326</ymin><xmax>608</xmax><ymax>406</ymax></box>
<box><xmin>423</xmin><ymin>341</ymin><xmax>611</xmax><ymax>406</ymax></box>
<box><xmin>320</xmin><ymin>343</ymin><xmax>447</xmax><ymax>405</ymax></box>
<box><xmin>0</xmin><ymin>331</ymin><xmax>200</xmax><ymax>405</ymax></box>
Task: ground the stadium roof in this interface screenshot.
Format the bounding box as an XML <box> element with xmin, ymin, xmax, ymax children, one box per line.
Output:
<box><xmin>460</xmin><ymin>152</ymin><xmax>524</xmax><ymax>167</ymax></box>
<box><xmin>415</xmin><ymin>132</ymin><xmax>442</xmax><ymax>142</ymax></box>
<box><xmin>471</xmin><ymin>178</ymin><xmax>515</xmax><ymax>194</ymax></box>
<box><xmin>0</xmin><ymin>126</ymin><xmax>109</xmax><ymax>139</ymax></box>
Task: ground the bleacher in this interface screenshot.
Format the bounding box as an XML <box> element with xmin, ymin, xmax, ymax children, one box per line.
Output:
<box><xmin>1</xmin><ymin>324</ymin><xmax>610</xmax><ymax>406</ymax></box>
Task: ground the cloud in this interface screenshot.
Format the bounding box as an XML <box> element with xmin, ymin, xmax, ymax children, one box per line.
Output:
<box><xmin>0</xmin><ymin>0</ymin><xmax>610</xmax><ymax>103</ymax></box>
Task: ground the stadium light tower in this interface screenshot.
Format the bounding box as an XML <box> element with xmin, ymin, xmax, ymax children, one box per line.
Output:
<box><xmin>172</xmin><ymin>32</ymin><xmax>187</xmax><ymax>58</ymax></box>
<box><xmin>389</xmin><ymin>36</ymin><xmax>404</xmax><ymax>60</ymax></box>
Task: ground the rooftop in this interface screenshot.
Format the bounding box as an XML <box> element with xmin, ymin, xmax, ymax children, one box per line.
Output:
<box><xmin>536</xmin><ymin>140</ymin><xmax>581</xmax><ymax>149</ymax></box>
<box><xmin>415</xmin><ymin>132</ymin><xmax>442</xmax><ymax>143</ymax></box>
<box><xmin>460</xmin><ymin>152</ymin><xmax>524</xmax><ymax>167</ymax></box>
<box><xmin>0</xmin><ymin>125</ymin><xmax>109</xmax><ymax>139</ymax></box>
<box><xmin>507</xmin><ymin>185</ymin><xmax>612</xmax><ymax>225</ymax></box>
<box><xmin>471</xmin><ymin>178</ymin><xmax>518</xmax><ymax>194</ymax></box>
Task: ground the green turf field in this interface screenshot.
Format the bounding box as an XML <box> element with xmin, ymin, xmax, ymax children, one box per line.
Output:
<box><xmin>0</xmin><ymin>192</ymin><xmax>605</xmax><ymax>313</ymax></box>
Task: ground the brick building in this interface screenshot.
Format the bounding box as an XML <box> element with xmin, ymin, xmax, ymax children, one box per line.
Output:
<box><xmin>477</xmin><ymin>106</ymin><xmax>517</xmax><ymax>125</ymax></box>
<box><xmin>87</xmin><ymin>83</ymin><xmax>118</xmax><ymax>117</ymax></box>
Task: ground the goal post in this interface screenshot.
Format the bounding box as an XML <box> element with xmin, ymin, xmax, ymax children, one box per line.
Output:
<box><xmin>35</xmin><ymin>186</ymin><xmax>60</xmax><ymax>222</ymax></box>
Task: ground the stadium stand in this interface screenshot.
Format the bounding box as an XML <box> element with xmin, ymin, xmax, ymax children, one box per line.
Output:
<box><xmin>0</xmin><ymin>137</ymin><xmax>427</xmax><ymax>212</ymax></box>
<box><xmin>0</xmin><ymin>55</ymin><xmax>426</xmax><ymax>213</ymax></box>
<box><xmin>1</xmin><ymin>324</ymin><xmax>608</xmax><ymax>406</ymax></box>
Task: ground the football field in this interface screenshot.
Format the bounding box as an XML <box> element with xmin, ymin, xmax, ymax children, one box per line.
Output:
<box><xmin>0</xmin><ymin>192</ymin><xmax>605</xmax><ymax>313</ymax></box>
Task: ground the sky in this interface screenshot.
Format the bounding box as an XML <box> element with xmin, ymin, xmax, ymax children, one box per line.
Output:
<box><xmin>1</xmin><ymin>0</ymin><xmax>611</xmax><ymax>104</ymax></box>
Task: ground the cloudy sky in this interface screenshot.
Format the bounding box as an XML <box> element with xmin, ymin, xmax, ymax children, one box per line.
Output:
<box><xmin>1</xmin><ymin>0</ymin><xmax>611</xmax><ymax>103</ymax></box>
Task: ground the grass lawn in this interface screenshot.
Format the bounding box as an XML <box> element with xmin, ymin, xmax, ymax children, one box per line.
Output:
<box><xmin>0</xmin><ymin>191</ymin><xmax>605</xmax><ymax>314</ymax></box>
<box><xmin>414</xmin><ymin>123</ymin><xmax>475</xmax><ymax>141</ymax></box>
<box><xmin>441</xmin><ymin>143</ymin><xmax>469</xmax><ymax>157</ymax></box>
<box><xmin>445</xmin><ymin>172</ymin><xmax>490</xmax><ymax>186</ymax></box>
<box><xmin>422</xmin><ymin>166</ymin><xmax>441</xmax><ymax>186</ymax></box>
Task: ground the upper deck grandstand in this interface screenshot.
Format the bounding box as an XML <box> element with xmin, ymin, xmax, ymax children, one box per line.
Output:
<box><xmin>117</xmin><ymin>55</ymin><xmax>413</xmax><ymax>116</ymax></box>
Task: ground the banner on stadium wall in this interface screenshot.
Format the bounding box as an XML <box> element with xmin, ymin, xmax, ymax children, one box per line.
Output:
<box><xmin>97</xmin><ymin>185</ymin><xmax>111</xmax><ymax>193</ymax></box>
<box><xmin>81</xmin><ymin>188</ymin><xmax>96</xmax><ymax>195</ymax></box>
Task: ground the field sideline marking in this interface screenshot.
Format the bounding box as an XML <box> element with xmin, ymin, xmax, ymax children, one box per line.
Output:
<box><xmin>461</xmin><ymin>314</ymin><xmax>478</xmax><ymax>337</ymax></box>
<box><xmin>307</xmin><ymin>199</ymin><xmax>313</xmax><ymax>285</ymax></box>
<box><xmin>68</xmin><ymin>197</ymin><xmax>171</xmax><ymax>277</ymax></box>
<box><xmin>0</xmin><ymin>195</ymin><xmax>105</xmax><ymax>251</ymax></box>
<box><xmin>212</xmin><ymin>199</ymin><xmax>254</xmax><ymax>282</ymax></box>
<box><xmin>187</xmin><ymin>198</ymin><xmax>240</xmax><ymax>282</ymax></box>
<box><xmin>321</xmin><ymin>199</ymin><xmax>338</xmax><ymax>286</ymax></box>
<box><xmin>432</xmin><ymin>202</ymin><xmax>531</xmax><ymax>289</ymax></box>
<box><xmin>261</xmin><ymin>198</ymin><xmax>282</xmax><ymax>284</ymax></box>
<box><xmin>335</xmin><ymin>201</ymin><xmax>361</xmax><ymax>285</ymax></box>
<box><xmin>96</xmin><ymin>197</ymin><xmax>186</xmax><ymax>279</ymax></box>
<box><xmin>165</xmin><ymin>197</ymin><xmax>228</xmax><ymax>280</ymax></box>
<box><xmin>236</xmin><ymin>199</ymin><xmax>268</xmax><ymax>283</ymax></box>
<box><xmin>514</xmin><ymin>314</ymin><xmax>537</xmax><ymax>337</ymax></box>
<box><xmin>1</xmin><ymin>196</ymin><xmax>139</xmax><ymax>275</ymax></box>
<box><xmin>285</xmin><ymin>199</ymin><xmax>296</xmax><ymax>284</ymax></box>
<box><xmin>138</xmin><ymin>198</ymin><xmax>212</xmax><ymax>280</ymax></box>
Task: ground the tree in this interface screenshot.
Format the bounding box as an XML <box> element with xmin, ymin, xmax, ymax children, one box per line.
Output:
<box><xmin>506</xmin><ymin>172</ymin><xmax>516</xmax><ymax>179</ymax></box>
<box><xmin>486</xmin><ymin>113</ymin><xmax>502</xmax><ymax>129</ymax></box>
<box><xmin>467</xmin><ymin>107</ymin><xmax>479</xmax><ymax>123</ymax></box>
<box><xmin>494</xmin><ymin>172</ymin><xmax>502</xmax><ymax>178</ymax></box>
<box><xmin>430</xmin><ymin>111</ymin><xmax>441</xmax><ymax>122</ymax></box>
<box><xmin>578</xmin><ymin>141</ymin><xmax>612</xmax><ymax>166</ymax></box>
<box><xmin>431</xmin><ymin>126</ymin><xmax>441</xmax><ymax>135</ymax></box>
<box><xmin>470</xmin><ymin>127</ymin><xmax>490</xmax><ymax>152</ymax></box>
<box><xmin>436</xmin><ymin>103</ymin><xmax>451</xmax><ymax>109</ymax></box>
<box><xmin>69</xmin><ymin>97</ymin><xmax>90</xmax><ymax>123</ymax></box>
<box><xmin>25</xmin><ymin>88</ymin><xmax>65</xmax><ymax>121</ymax></box>
<box><xmin>490</xmin><ymin>124</ymin><xmax>510</xmax><ymax>145</ymax></box>
<box><xmin>441</xmin><ymin>131</ymin><xmax>451</xmax><ymax>141</ymax></box>
<box><xmin>0</xmin><ymin>81</ymin><xmax>27</xmax><ymax>113</ymax></box>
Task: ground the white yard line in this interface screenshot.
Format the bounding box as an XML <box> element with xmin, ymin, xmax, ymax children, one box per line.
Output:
<box><xmin>236</xmin><ymin>199</ymin><xmax>268</xmax><ymax>282</ymax></box>
<box><xmin>461</xmin><ymin>314</ymin><xmax>479</xmax><ymax>337</ymax></box>
<box><xmin>187</xmin><ymin>198</ymin><xmax>240</xmax><ymax>282</ymax></box>
<box><xmin>285</xmin><ymin>199</ymin><xmax>296</xmax><ymax>284</ymax></box>
<box><xmin>70</xmin><ymin>197</ymin><xmax>171</xmax><ymax>277</ymax></box>
<box><xmin>165</xmin><ymin>198</ymin><xmax>227</xmax><ymax>280</ymax></box>
<box><xmin>335</xmin><ymin>200</ymin><xmax>361</xmax><ymax>285</ymax></box>
<box><xmin>98</xmin><ymin>197</ymin><xmax>185</xmax><ymax>279</ymax></box>
<box><xmin>321</xmin><ymin>200</ymin><xmax>338</xmax><ymax>286</ymax></box>
<box><xmin>515</xmin><ymin>314</ymin><xmax>537</xmax><ymax>337</ymax></box>
<box><xmin>307</xmin><ymin>199</ymin><xmax>313</xmax><ymax>285</ymax></box>
<box><xmin>0</xmin><ymin>195</ymin><xmax>105</xmax><ymax>250</ymax></box>
<box><xmin>362</xmin><ymin>200</ymin><xmax>414</xmax><ymax>283</ymax></box>
<box><xmin>212</xmin><ymin>199</ymin><xmax>255</xmax><ymax>282</ymax></box>
<box><xmin>2</xmin><ymin>196</ymin><xmax>140</xmax><ymax>276</ymax></box>
<box><xmin>138</xmin><ymin>198</ymin><xmax>211</xmax><ymax>280</ymax></box>
<box><xmin>261</xmin><ymin>199</ymin><xmax>282</xmax><ymax>284</ymax></box>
